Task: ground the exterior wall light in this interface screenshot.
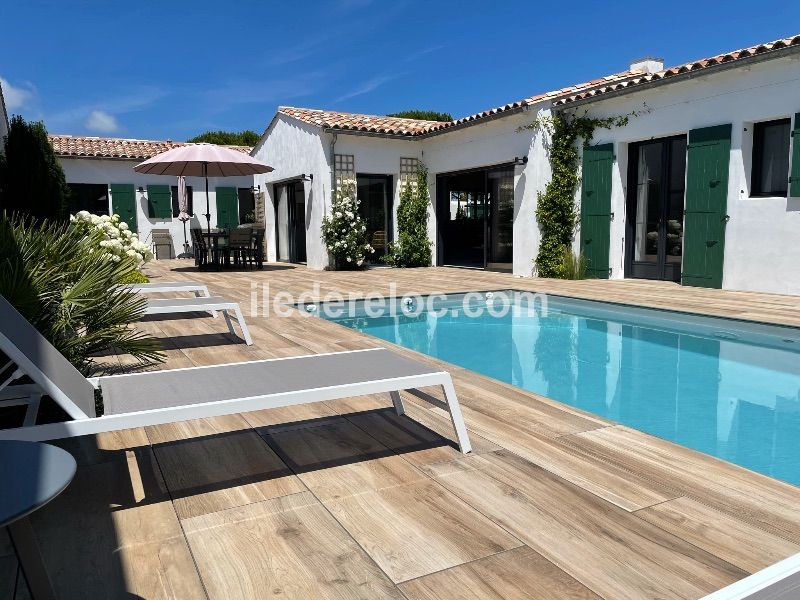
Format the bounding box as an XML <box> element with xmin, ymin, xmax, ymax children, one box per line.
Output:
<box><xmin>513</xmin><ymin>156</ymin><xmax>528</xmax><ymax>166</ymax></box>
<box><xmin>300</xmin><ymin>174</ymin><xmax>313</xmax><ymax>182</ymax></box>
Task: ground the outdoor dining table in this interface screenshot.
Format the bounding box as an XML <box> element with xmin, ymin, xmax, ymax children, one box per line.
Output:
<box><xmin>202</xmin><ymin>230</ymin><xmax>264</xmax><ymax>270</ymax></box>
<box><xmin>0</xmin><ymin>440</ymin><xmax>76</xmax><ymax>599</ymax></box>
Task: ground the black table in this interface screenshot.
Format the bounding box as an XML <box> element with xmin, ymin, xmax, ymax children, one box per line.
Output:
<box><xmin>1</xmin><ymin>440</ymin><xmax>76</xmax><ymax>600</ymax></box>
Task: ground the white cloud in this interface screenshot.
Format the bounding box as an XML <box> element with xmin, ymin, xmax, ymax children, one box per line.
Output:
<box><xmin>85</xmin><ymin>110</ymin><xmax>119</xmax><ymax>133</ymax></box>
<box><xmin>335</xmin><ymin>75</ymin><xmax>395</xmax><ymax>103</ymax></box>
<box><xmin>0</xmin><ymin>77</ymin><xmax>36</xmax><ymax>110</ymax></box>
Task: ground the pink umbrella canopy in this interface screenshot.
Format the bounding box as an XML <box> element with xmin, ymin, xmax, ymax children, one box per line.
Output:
<box><xmin>134</xmin><ymin>143</ymin><xmax>273</xmax><ymax>236</ymax></box>
<box><xmin>134</xmin><ymin>143</ymin><xmax>273</xmax><ymax>177</ymax></box>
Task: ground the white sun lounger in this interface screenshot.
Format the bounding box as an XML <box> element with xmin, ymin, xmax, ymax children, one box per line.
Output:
<box><xmin>124</xmin><ymin>281</ymin><xmax>211</xmax><ymax>297</ymax></box>
<box><xmin>0</xmin><ymin>295</ymin><xmax>472</xmax><ymax>452</ymax></box>
<box><xmin>143</xmin><ymin>296</ymin><xmax>253</xmax><ymax>345</ymax></box>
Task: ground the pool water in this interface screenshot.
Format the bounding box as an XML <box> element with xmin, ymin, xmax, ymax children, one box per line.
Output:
<box><xmin>320</xmin><ymin>292</ymin><xmax>800</xmax><ymax>485</ymax></box>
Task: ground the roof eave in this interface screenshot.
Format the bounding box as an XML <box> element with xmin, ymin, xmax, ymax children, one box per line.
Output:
<box><xmin>555</xmin><ymin>43</ymin><xmax>800</xmax><ymax>109</ymax></box>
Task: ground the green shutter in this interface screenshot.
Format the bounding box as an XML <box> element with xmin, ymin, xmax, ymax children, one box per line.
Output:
<box><xmin>110</xmin><ymin>184</ymin><xmax>137</xmax><ymax>233</ymax></box>
<box><xmin>580</xmin><ymin>143</ymin><xmax>614</xmax><ymax>279</ymax></box>
<box><xmin>215</xmin><ymin>187</ymin><xmax>238</xmax><ymax>229</ymax></box>
<box><xmin>147</xmin><ymin>185</ymin><xmax>172</xmax><ymax>219</ymax></box>
<box><xmin>682</xmin><ymin>124</ymin><xmax>731</xmax><ymax>289</ymax></box>
<box><xmin>790</xmin><ymin>113</ymin><xmax>800</xmax><ymax>198</ymax></box>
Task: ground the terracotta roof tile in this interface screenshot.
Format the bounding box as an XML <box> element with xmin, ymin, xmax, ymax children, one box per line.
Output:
<box><xmin>277</xmin><ymin>107</ymin><xmax>441</xmax><ymax>136</ymax></box>
<box><xmin>48</xmin><ymin>135</ymin><xmax>252</xmax><ymax>159</ymax></box>
<box><xmin>553</xmin><ymin>33</ymin><xmax>800</xmax><ymax>106</ymax></box>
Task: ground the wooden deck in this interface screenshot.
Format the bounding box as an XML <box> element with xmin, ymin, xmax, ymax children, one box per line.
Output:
<box><xmin>4</xmin><ymin>263</ymin><xmax>800</xmax><ymax>599</ymax></box>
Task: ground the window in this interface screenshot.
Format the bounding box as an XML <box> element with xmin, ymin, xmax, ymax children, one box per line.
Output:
<box><xmin>237</xmin><ymin>187</ymin><xmax>255</xmax><ymax>223</ymax></box>
<box><xmin>170</xmin><ymin>185</ymin><xmax>193</xmax><ymax>217</ymax></box>
<box><xmin>752</xmin><ymin>118</ymin><xmax>791</xmax><ymax>197</ymax></box>
<box><xmin>67</xmin><ymin>183</ymin><xmax>109</xmax><ymax>215</ymax></box>
<box><xmin>334</xmin><ymin>154</ymin><xmax>355</xmax><ymax>188</ymax></box>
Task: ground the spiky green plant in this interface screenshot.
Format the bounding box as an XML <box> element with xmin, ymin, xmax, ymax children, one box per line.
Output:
<box><xmin>558</xmin><ymin>245</ymin><xmax>588</xmax><ymax>280</ymax></box>
<box><xmin>0</xmin><ymin>215</ymin><xmax>164</xmax><ymax>375</ymax></box>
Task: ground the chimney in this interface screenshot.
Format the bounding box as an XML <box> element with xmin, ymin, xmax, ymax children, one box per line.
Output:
<box><xmin>630</xmin><ymin>56</ymin><xmax>664</xmax><ymax>74</ymax></box>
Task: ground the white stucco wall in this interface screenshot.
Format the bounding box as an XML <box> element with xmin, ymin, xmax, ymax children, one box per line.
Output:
<box><xmin>571</xmin><ymin>55</ymin><xmax>800</xmax><ymax>294</ymax></box>
<box><xmin>252</xmin><ymin>115</ymin><xmax>331</xmax><ymax>268</ymax></box>
<box><xmin>253</xmin><ymin>109</ymin><xmax>551</xmax><ymax>277</ymax></box>
<box><xmin>58</xmin><ymin>157</ymin><xmax>253</xmax><ymax>256</ymax></box>
<box><xmin>421</xmin><ymin>108</ymin><xmax>550</xmax><ymax>277</ymax></box>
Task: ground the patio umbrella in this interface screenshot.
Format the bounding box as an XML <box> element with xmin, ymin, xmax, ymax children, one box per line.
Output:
<box><xmin>134</xmin><ymin>143</ymin><xmax>273</xmax><ymax>237</ymax></box>
<box><xmin>176</xmin><ymin>176</ymin><xmax>191</xmax><ymax>257</ymax></box>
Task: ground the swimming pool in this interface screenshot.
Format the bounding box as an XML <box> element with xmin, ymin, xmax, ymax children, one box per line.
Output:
<box><xmin>315</xmin><ymin>290</ymin><xmax>800</xmax><ymax>486</ymax></box>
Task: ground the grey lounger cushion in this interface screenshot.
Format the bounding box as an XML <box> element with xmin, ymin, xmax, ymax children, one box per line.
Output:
<box><xmin>144</xmin><ymin>297</ymin><xmax>233</xmax><ymax>311</ymax></box>
<box><xmin>99</xmin><ymin>349</ymin><xmax>442</xmax><ymax>415</ymax></box>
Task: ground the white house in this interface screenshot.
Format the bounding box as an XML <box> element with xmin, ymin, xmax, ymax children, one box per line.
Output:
<box><xmin>50</xmin><ymin>135</ymin><xmax>256</xmax><ymax>257</ymax></box>
<box><xmin>252</xmin><ymin>32</ymin><xmax>800</xmax><ymax>294</ymax></box>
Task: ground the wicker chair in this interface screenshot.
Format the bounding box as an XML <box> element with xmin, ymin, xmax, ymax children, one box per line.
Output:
<box><xmin>190</xmin><ymin>229</ymin><xmax>209</xmax><ymax>267</ymax></box>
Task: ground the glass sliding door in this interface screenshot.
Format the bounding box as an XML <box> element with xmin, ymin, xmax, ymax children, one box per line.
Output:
<box><xmin>436</xmin><ymin>166</ymin><xmax>514</xmax><ymax>270</ymax></box>
<box><xmin>626</xmin><ymin>136</ymin><xmax>687</xmax><ymax>281</ymax></box>
<box><xmin>487</xmin><ymin>169</ymin><xmax>514</xmax><ymax>269</ymax></box>
<box><xmin>274</xmin><ymin>181</ymin><xmax>306</xmax><ymax>263</ymax></box>
<box><xmin>356</xmin><ymin>174</ymin><xmax>392</xmax><ymax>263</ymax></box>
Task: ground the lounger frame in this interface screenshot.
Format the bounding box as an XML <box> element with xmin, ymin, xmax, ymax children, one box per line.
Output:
<box><xmin>143</xmin><ymin>297</ymin><xmax>253</xmax><ymax>345</ymax></box>
<box><xmin>0</xmin><ymin>349</ymin><xmax>471</xmax><ymax>452</ymax></box>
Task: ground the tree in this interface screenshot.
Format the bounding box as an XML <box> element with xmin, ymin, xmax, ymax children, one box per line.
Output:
<box><xmin>187</xmin><ymin>130</ymin><xmax>261</xmax><ymax>146</ymax></box>
<box><xmin>386</xmin><ymin>110</ymin><xmax>453</xmax><ymax>122</ymax></box>
<box><xmin>0</xmin><ymin>116</ymin><xmax>70</xmax><ymax>221</ymax></box>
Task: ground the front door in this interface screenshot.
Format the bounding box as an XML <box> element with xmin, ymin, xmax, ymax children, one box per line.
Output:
<box><xmin>356</xmin><ymin>174</ymin><xmax>392</xmax><ymax>263</ymax></box>
<box><xmin>625</xmin><ymin>136</ymin><xmax>687</xmax><ymax>282</ymax></box>
<box><xmin>682</xmin><ymin>124</ymin><xmax>731</xmax><ymax>289</ymax></box>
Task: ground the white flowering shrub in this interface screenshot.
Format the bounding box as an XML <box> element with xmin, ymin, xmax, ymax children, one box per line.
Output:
<box><xmin>321</xmin><ymin>181</ymin><xmax>372</xmax><ymax>270</ymax></box>
<box><xmin>70</xmin><ymin>211</ymin><xmax>154</xmax><ymax>266</ymax></box>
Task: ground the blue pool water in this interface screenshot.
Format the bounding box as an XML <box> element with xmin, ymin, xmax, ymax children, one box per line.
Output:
<box><xmin>318</xmin><ymin>292</ymin><xmax>800</xmax><ymax>485</ymax></box>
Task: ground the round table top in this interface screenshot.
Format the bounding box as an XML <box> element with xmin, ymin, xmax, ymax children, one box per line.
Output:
<box><xmin>0</xmin><ymin>440</ymin><xmax>76</xmax><ymax>528</ymax></box>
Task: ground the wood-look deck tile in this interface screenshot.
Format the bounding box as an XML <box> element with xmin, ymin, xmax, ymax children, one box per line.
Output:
<box><xmin>264</xmin><ymin>419</ymin><xmax>427</xmax><ymax>501</ymax></box>
<box><xmin>241</xmin><ymin>402</ymin><xmax>342</xmax><ymax>432</ymax></box>
<box><xmin>398</xmin><ymin>546</ymin><xmax>601</xmax><ymax>600</ymax></box>
<box><xmin>182</xmin><ymin>491</ymin><xmax>403</xmax><ymax>600</ymax></box>
<box><xmin>323</xmin><ymin>479</ymin><xmax>522</xmax><ymax>583</ymax></box>
<box><xmin>29</xmin><ymin>447</ymin><xmax>205</xmax><ymax>598</ymax></box>
<box><xmin>425</xmin><ymin>450</ymin><xmax>746</xmax><ymax>600</ymax></box>
<box><xmin>565</xmin><ymin>426</ymin><xmax>800</xmax><ymax>540</ymax></box>
<box><xmin>636</xmin><ymin>496</ymin><xmax>800</xmax><ymax>573</ymax></box>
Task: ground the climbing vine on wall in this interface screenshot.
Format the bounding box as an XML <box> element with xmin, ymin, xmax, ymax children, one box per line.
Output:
<box><xmin>521</xmin><ymin>109</ymin><xmax>636</xmax><ymax>278</ymax></box>
<box><xmin>385</xmin><ymin>162</ymin><xmax>432</xmax><ymax>267</ymax></box>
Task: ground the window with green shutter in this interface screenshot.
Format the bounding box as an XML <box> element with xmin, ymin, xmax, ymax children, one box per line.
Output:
<box><xmin>790</xmin><ymin>113</ymin><xmax>800</xmax><ymax>198</ymax></box>
<box><xmin>215</xmin><ymin>187</ymin><xmax>239</xmax><ymax>229</ymax></box>
<box><xmin>147</xmin><ymin>185</ymin><xmax>172</xmax><ymax>219</ymax></box>
<box><xmin>110</xmin><ymin>184</ymin><xmax>138</xmax><ymax>233</ymax></box>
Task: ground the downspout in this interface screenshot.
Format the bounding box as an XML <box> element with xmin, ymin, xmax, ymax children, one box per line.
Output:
<box><xmin>328</xmin><ymin>131</ymin><xmax>338</xmax><ymax>215</ymax></box>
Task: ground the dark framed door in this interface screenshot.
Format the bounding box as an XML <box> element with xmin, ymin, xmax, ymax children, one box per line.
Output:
<box><xmin>274</xmin><ymin>181</ymin><xmax>306</xmax><ymax>263</ymax></box>
<box><xmin>625</xmin><ymin>135</ymin><xmax>687</xmax><ymax>282</ymax></box>
<box><xmin>436</xmin><ymin>165</ymin><xmax>513</xmax><ymax>270</ymax></box>
<box><xmin>356</xmin><ymin>174</ymin><xmax>392</xmax><ymax>263</ymax></box>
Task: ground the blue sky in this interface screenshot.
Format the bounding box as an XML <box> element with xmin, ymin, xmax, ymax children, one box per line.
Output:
<box><xmin>2</xmin><ymin>0</ymin><xmax>798</xmax><ymax>141</ymax></box>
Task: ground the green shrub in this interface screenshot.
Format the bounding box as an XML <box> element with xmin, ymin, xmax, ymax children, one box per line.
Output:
<box><xmin>118</xmin><ymin>271</ymin><xmax>150</xmax><ymax>284</ymax></box>
<box><xmin>0</xmin><ymin>215</ymin><xmax>163</xmax><ymax>375</ymax></box>
<box><xmin>385</xmin><ymin>163</ymin><xmax>432</xmax><ymax>268</ymax></box>
<box><xmin>0</xmin><ymin>116</ymin><xmax>70</xmax><ymax>221</ymax></box>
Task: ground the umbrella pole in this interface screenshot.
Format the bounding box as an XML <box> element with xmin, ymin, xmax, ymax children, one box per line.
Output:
<box><xmin>204</xmin><ymin>162</ymin><xmax>211</xmax><ymax>238</ymax></box>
